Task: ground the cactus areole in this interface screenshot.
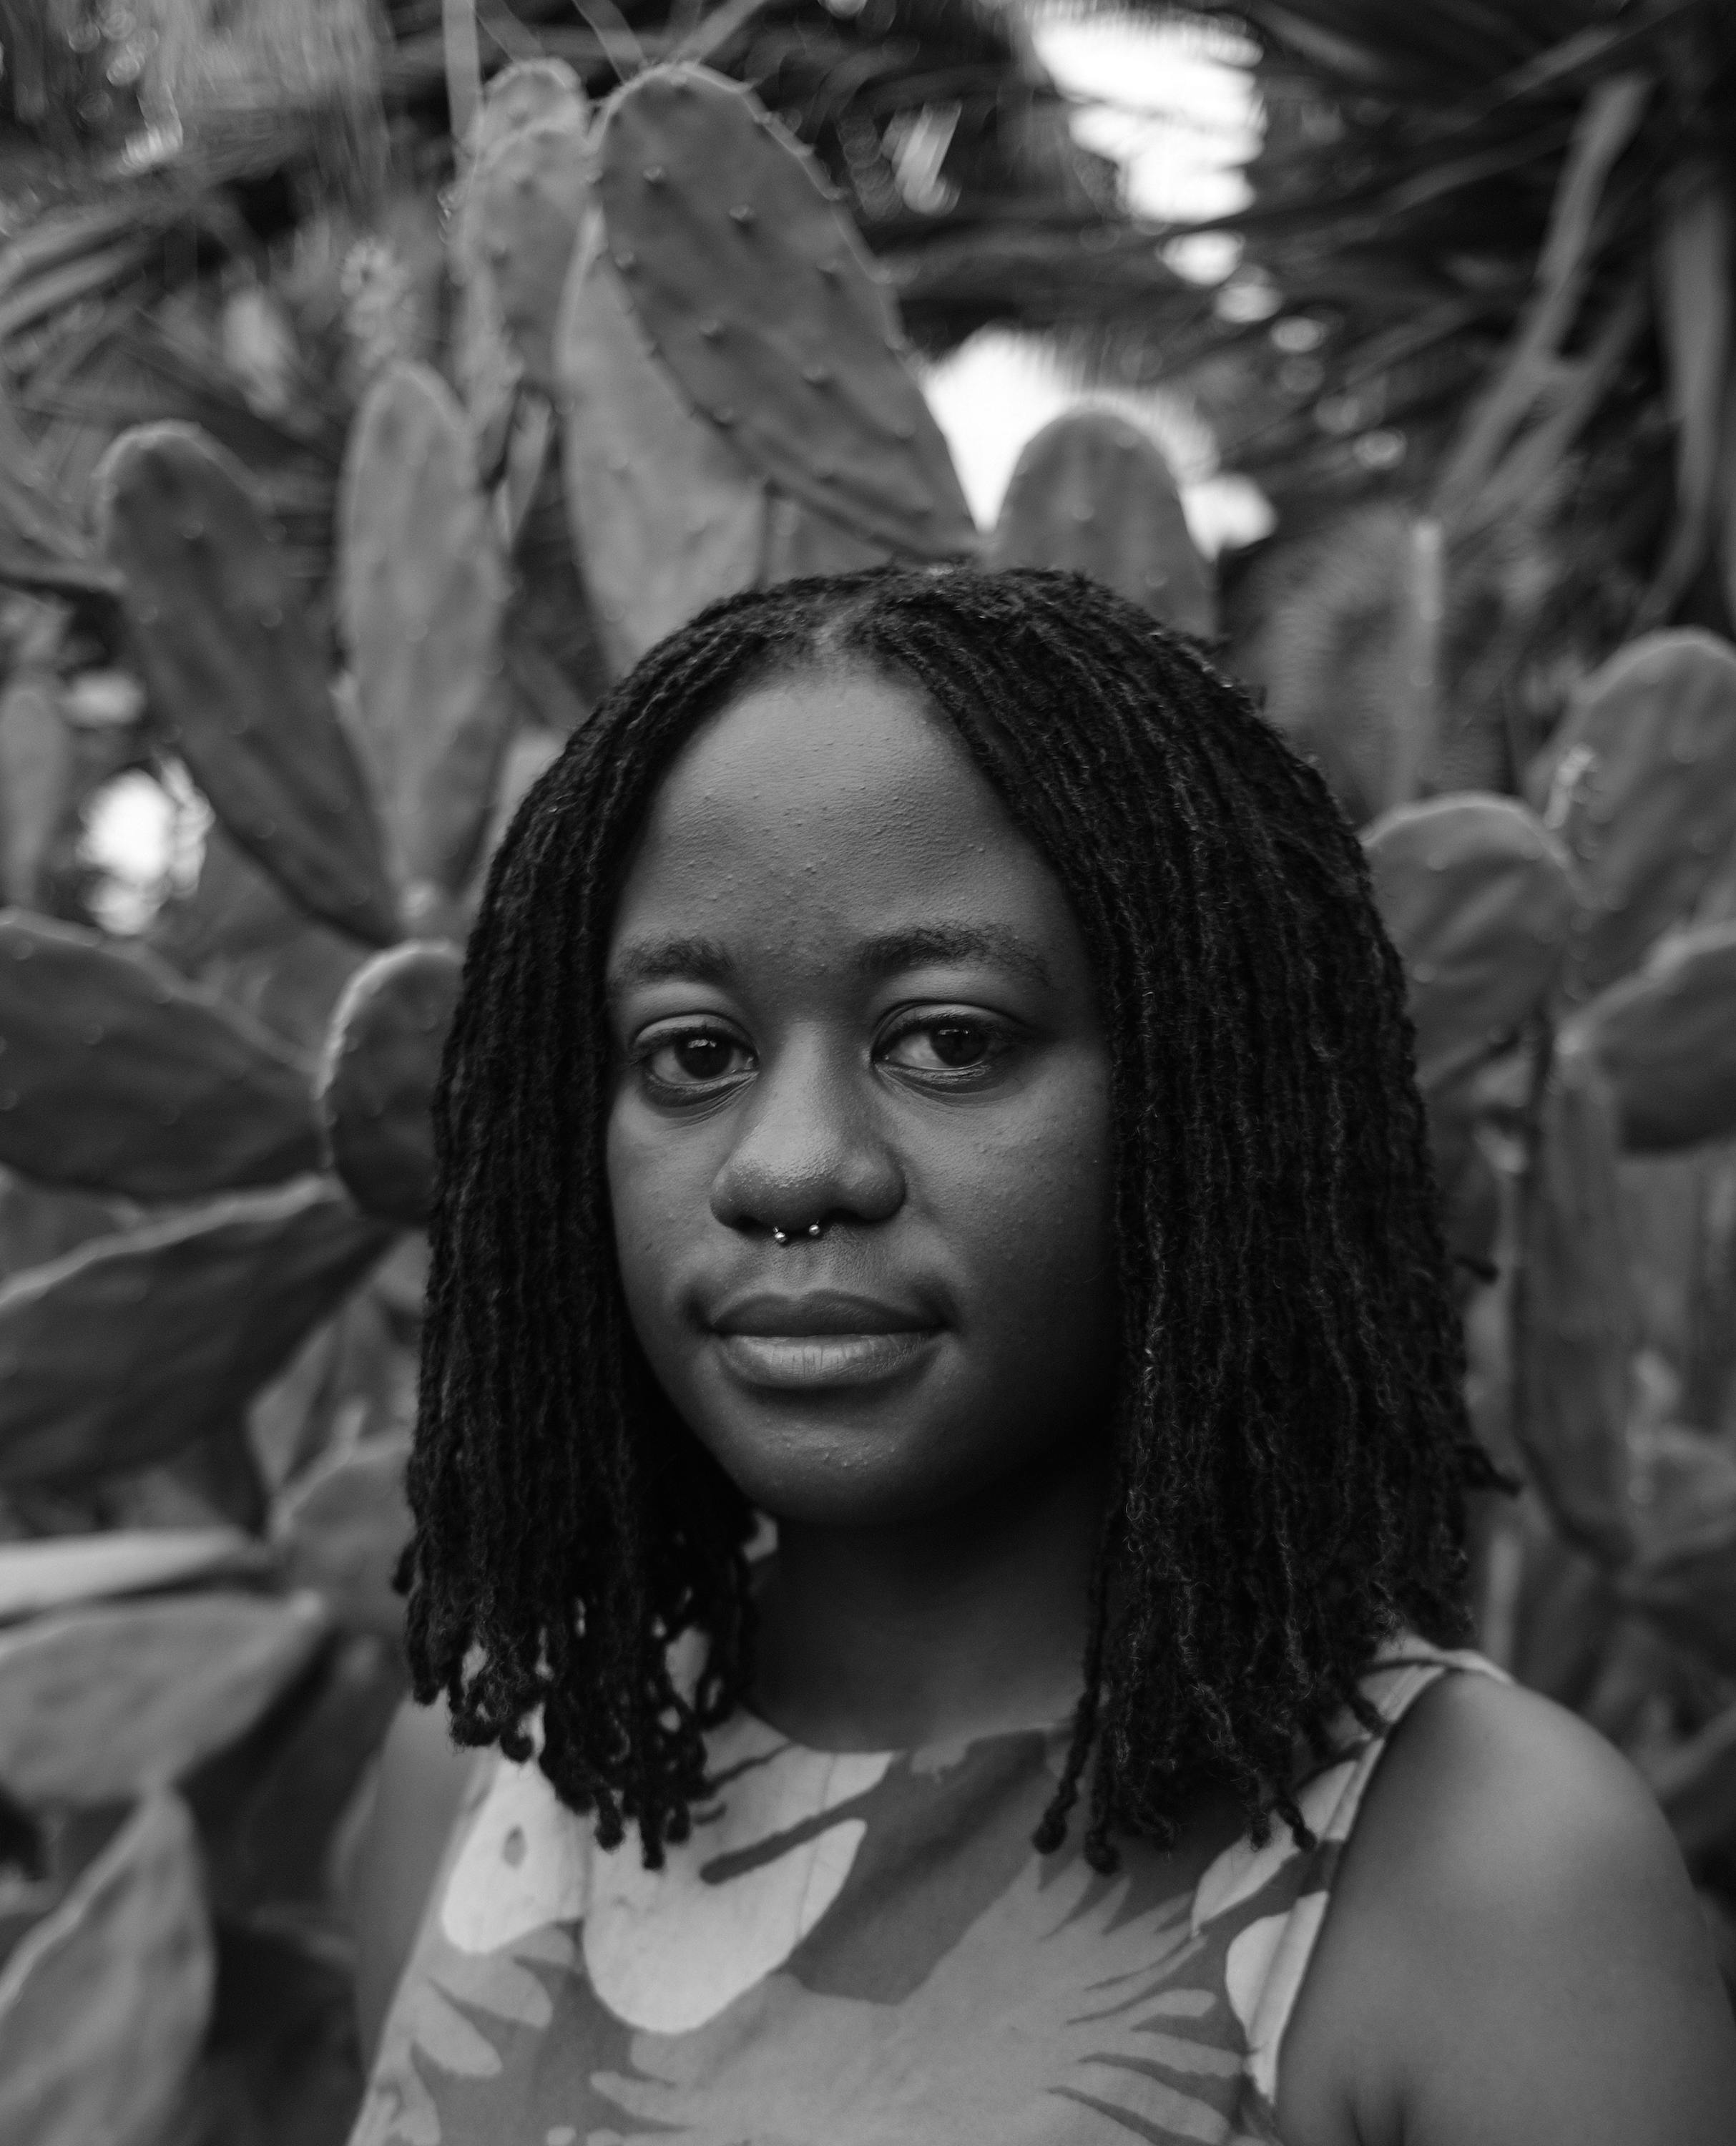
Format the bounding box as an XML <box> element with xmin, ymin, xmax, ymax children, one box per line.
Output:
<box><xmin>597</xmin><ymin>67</ymin><xmax>976</xmax><ymax>560</ymax></box>
<box><xmin>94</xmin><ymin>425</ymin><xmax>401</xmax><ymax>949</ymax></box>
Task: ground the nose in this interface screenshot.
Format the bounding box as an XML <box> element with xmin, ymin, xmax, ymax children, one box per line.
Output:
<box><xmin>709</xmin><ymin>1029</ymin><xmax>903</xmax><ymax>1239</ymax></box>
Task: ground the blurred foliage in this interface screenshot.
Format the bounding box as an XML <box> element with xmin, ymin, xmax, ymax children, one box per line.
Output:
<box><xmin>1182</xmin><ymin>0</ymin><xmax>1736</xmax><ymax>774</ymax></box>
<box><xmin>1</xmin><ymin>2</ymin><xmax>1735</xmax><ymax>2140</ymax></box>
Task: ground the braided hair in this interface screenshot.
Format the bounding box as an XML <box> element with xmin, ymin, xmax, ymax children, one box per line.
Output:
<box><xmin>403</xmin><ymin>565</ymin><xmax>1497</xmax><ymax>1873</ymax></box>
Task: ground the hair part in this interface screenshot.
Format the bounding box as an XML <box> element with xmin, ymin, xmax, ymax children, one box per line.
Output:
<box><xmin>402</xmin><ymin>565</ymin><xmax>1499</xmax><ymax>1871</ymax></box>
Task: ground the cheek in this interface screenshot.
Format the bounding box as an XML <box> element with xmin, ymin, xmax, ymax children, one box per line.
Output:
<box><xmin>926</xmin><ymin>1055</ymin><xmax>1118</xmax><ymax>1379</ymax></box>
<box><xmin>604</xmin><ymin>1102</ymin><xmax>702</xmax><ymax>1343</ymax></box>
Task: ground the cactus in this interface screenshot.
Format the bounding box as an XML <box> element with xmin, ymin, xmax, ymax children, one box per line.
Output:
<box><xmin>1526</xmin><ymin>629</ymin><xmax>1736</xmax><ymax>1001</ymax></box>
<box><xmin>1363</xmin><ymin>794</ymin><xmax>1577</xmax><ymax>1094</ymax></box>
<box><xmin>462</xmin><ymin>65</ymin><xmax>592</xmax><ymax>398</ymax></box>
<box><xmin>277</xmin><ymin>1434</ymin><xmax>413</xmax><ymax>1639</ymax></box>
<box><xmin>94</xmin><ymin>425</ymin><xmax>400</xmax><ymax>948</ymax></box>
<box><xmin>338</xmin><ymin>363</ymin><xmax>511</xmax><ymax>906</ymax></box>
<box><xmin>446</xmin><ymin>64</ymin><xmax>584</xmax><ymax>474</ymax></box>
<box><xmin>988</xmin><ymin>409</ymin><xmax>1215</xmax><ymax>637</ymax></box>
<box><xmin>201</xmin><ymin>1629</ymin><xmax>404</xmax><ymax>1918</ymax></box>
<box><xmin>556</xmin><ymin>217</ymin><xmax>768</xmax><ymax>677</ymax></box>
<box><xmin>0</xmin><ymin>1590</ymin><xmax>329</xmax><ymax>1804</ymax></box>
<box><xmin>0</xmin><ymin>1793</ymin><xmax>211</xmax><ymax>2146</ymax></box>
<box><xmin>1513</xmin><ymin>1038</ymin><xmax>1637</xmax><ymax>1567</ymax></box>
<box><xmin>0</xmin><ymin>910</ymin><xmax>320</xmax><ymax>1199</ymax></box>
<box><xmin>0</xmin><ymin>1180</ymin><xmax>395</xmax><ymax>1485</ymax></box>
<box><xmin>0</xmin><ymin>1529</ymin><xmax>268</xmax><ymax>1621</ymax></box>
<box><xmin>1622</xmin><ymin>1500</ymin><xmax>1736</xmax><ymax>1678</ymax></box>
<box><xmin>317</xmin><ymin>942</ymin><xmax>463</xmax><ymax>1228</ymax></box>
<box><xmin>466</xmin><ymin>57</ymin><xmax>585</xmax><ymax>162</ymax></box>
<box><xmin>597</xmin><ymin>66</ymin><xmax>975</xmax><ymax>561</ymax></box>
<box><xmin>0</xmin><ymin>661</ymin><xmax>72</xmax><ymax>908</ymax></box>
<box><xmin>1561</xmin><ymin>920</ymin><xmax>1736</xmax><ymax>1152</ymax></box>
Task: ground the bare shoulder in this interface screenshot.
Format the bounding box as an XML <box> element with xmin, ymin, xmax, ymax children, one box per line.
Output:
<box><xmin>348</xmin><ymin>1695</ymin><xmax>482</xmax><ymax>2068</ymax></box>
<box><xmin>1278</xmin><ymin>1668</ymin><xmax>1736</xmax><ymax>2146</ymax></box>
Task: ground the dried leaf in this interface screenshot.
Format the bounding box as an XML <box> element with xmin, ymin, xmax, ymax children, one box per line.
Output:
<box><xmin>1433</xmin><ymin>72</ymin><xmax>1649</xmax><ymax>522</ymax></box>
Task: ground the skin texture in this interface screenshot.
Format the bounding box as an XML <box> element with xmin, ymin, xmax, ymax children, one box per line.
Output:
<box><xmin>355</xmin><ymin>661</ymin><xmax>1736</xmax><ymax>2137</ymax></box>
<box><xmin>604</xmin><ymin>662</ymin><xmax>1117</xmax><ymax>1750</ymax></box>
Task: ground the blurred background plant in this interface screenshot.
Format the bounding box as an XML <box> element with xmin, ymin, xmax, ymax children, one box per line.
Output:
<box><xmin>1</xmin><ymin>2</ymin><xmax>1735</xmax><ymax>2142</ymax></box>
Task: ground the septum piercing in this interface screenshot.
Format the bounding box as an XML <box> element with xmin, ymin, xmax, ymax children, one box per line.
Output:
<box><xmin>771</xmin><ymin>1223</ymin><xmax>824</xmax><ymax>1245</ymax></box>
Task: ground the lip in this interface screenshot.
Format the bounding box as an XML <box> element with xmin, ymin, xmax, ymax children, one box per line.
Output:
<box><xmin>714</xmin><ymin>1329</ymin><xmax>940</xmax><ymax>1390</ymax></box>
<box><xmin>708</xmin><ymin>1290</ymin><xmax>943</xmax><ymax>1391</ymax></box>
<box><xmin>711</xmin><ymin>1289</ymin><xmax>939</xmax><ymax>1338</ymax></box>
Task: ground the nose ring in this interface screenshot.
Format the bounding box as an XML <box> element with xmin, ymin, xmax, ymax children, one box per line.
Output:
<box><xmin>771</xmin><ymin>1223</ymin><xmax>824</xmax><ymax>1245</ymax></box>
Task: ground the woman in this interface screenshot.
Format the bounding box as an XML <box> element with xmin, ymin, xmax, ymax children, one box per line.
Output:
<box><xmin>351</xmin><ymin>568</ymin><xmax>1736</xmax><ymax>2145</ymax></box>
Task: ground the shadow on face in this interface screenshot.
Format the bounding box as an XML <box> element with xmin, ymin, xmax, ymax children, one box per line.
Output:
<box><xmin>604</xmin><ymin>660</ymin><xmax>1119</xmax><ymax>1531</ymax></box>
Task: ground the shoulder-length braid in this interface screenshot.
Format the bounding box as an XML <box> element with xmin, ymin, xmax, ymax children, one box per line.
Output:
<box><xmin>403</xmin><ymin>564</ymin><xmax>1498</xmax><ymax>1872</ymax></box>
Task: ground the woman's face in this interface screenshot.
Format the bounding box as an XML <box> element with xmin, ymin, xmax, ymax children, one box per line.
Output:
<box><xmin>604</xmin><ymin>663</ymin><xmax>1117</xmax><ymax>1528</ymax></box>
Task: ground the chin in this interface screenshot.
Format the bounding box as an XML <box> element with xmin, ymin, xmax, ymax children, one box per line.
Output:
<box><xmin>695</xmin><ymin>1404</ymin><xmax>993</xmax><ymax>1532</ymax></box>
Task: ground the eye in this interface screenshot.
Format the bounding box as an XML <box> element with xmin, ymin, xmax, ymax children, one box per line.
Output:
<box><xmin>881</xmin><ymin>1015</ymin><xmax>1007</xmax><ymax>1077</ymax></box>
<box><xmin>637</xmin><ymin>1024</ymin><xmax>754</xmax><ymax>1093</ymax></box>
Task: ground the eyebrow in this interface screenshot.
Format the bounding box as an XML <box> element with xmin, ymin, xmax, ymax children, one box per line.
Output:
<box><xmin>607</xmin><ymin>923</ymin><xmax>1053</xmax><ymax>995</ymax></box>
<box><xmin>607</xmin><ymin>935</ymin><xmax>737</xmax><ymax>994</ymax></box>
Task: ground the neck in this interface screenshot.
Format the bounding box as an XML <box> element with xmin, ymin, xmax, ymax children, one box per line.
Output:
<box><xmin>747</xmin><ymin>1441</ymin><xmax>1109</xmax><ymax>1753</ymax></box>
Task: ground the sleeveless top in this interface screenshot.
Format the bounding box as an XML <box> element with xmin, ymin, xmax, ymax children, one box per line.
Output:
<box><xmin>350</xmin><ymin>1635</ymin><xmax>1504</xmax><ymax>2146</ymax></box>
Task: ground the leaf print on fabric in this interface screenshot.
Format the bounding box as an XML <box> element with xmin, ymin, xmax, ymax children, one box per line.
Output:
<box><xmin>1229</xmin><ymin>1892</ymin><xmax>1329</xmax><ymax>2107</ymax></box>
<box><xmin>445</xmin><ymin>1713</ymin><xmax>892</xmax><ymax>2034</ymax></box>
<box><xmin>588</xmin><ymin>1842</ymin><xmax>1234</xmax><ymax>2146</ymax></box>
<box><xmin>1189</xmin><ymin>1758</ymin><xmax>1358</xmax><ymax>1937</ymax></box>
<box><xmin>443</xmin><ymin>1755</ymin><xmax>588</xmax><ymax>1954</ymax></box>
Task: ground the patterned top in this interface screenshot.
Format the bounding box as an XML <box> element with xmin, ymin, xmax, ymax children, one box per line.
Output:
<box><xmin>351</xmin><ymin>1635</ymin><xmax>1503</xmax><ymax>2146</ymax></box>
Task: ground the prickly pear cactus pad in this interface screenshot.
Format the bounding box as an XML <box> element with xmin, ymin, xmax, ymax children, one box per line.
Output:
<box><xmin>0</xmin><ymin>1179</ymin><xmax>396</xmax><ymax>1486</ymax></box>
<box><xmin>466</xmin><ymin>68</ymin><xmax>592</xmax><ymax>396</ymax></box>
<box><xmin>597</xmin><ymin>66</ymin><xmax>975</xmax><ymax>560</ymax></box>
<box><xmin>95</xmin><ymin>425</ymin><xmax>401</xmax><ymax>949</ymax></box>
<box><xmin>0</xmin><ymin>1794</ymin><xmax>212</xmax><ymax>2146</ymax></box>
<box><xmin>557</xmin><ymin>216</ymin><xmax>768</xmax><ymax>677</ymax></box>
<box><xmin>1363</xmin><ymin>794</ymin><xmax>1577</xmax><ymax>1095</ymax></box>
<box><xmin>989</xmin><ymin>409</ymin><xmax>1215</xmax><ymax>637</ymax></box>
<box><xmin>0</xmin><ymin>1592</ymin><xmax>330</xmax><ymax>1806</ymax></box>
<box><xmin>317</xmin><ymin>941</ymin><xmax>463</xmax><ymax>1228</ymax></box>
<box><xmin>1526</xmin><ymin>630</ymin><xmax>1736</xmax><ymax>1001</ymax></box>
<box><xmin>339</xmin><ymin>363</ymin><xmax>511</xmax><ymax>903</ymax></box>
<box><xmin>1516</xmin><ymin>1039</ymin><xmax>1638</xmax><ymax>1569</ymax></box>
<box><xmin>464</xmin><ymin>56</ymin><xmax>585</xmax><ymax>171</ymax></box>
<box><xmin>1561</xmin><ymin>920</ymin><xmax>1736</xmax><ymax>1152</ymax></box>
<box><xmin>0</xmin><ymin>911</ymin><xmax>320</xmax><ymax>1200</ymax></box>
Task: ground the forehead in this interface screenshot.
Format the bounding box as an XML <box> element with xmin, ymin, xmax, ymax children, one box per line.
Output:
<box><xmin>609</xmin><ymin>664</ymin><xmax>1078</xmax><ymax>962</ymax></box>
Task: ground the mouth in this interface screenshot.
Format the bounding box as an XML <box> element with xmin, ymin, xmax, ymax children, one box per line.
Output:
<box><xmin>710</xmin><ymin>1290</ymin><xmax>943</xmax><ymax>1391</ymax></box>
